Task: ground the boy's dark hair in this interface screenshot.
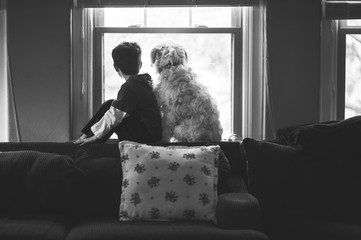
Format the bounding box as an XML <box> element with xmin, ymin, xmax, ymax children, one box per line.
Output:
<box><xmin>112</xmin><ymin>42</ymin><xmax>141</xmax><ymax>75</ymax></box>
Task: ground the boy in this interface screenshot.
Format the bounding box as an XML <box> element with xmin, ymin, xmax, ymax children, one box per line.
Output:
<box><xmin>73</xmin><ymin>42</ymin><xmax>162</xmax><ymax>145</ymax></box>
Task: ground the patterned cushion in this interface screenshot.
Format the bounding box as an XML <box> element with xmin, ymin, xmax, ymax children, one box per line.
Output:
<box><xmin>118</xmin><ymin>141</ymin><xmax>220</xmax><ymax>222</ymax></box>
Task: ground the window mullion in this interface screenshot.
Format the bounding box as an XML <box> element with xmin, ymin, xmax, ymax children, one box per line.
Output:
<box><xmin>144</xmin><ymin>7</ymin><xmax>147</xmax><ymax>27</ymax></box>
<box><xmin>189</xmin><ymin>7</ymin><xmax>192</xmax><ymax>27</ymax></box>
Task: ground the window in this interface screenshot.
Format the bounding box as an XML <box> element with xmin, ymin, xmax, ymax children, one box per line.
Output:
<box><xmin>71</xmin><ymin>1</ymin><xmax>267</xmax><ymax>140</ymax></box>
<box><xmin>94</xmin><ymin>7</ymin><xmax>240</xmax><ymax>139</ymax></box>
<box><xmin>321</xmin><ymin>19</ymin><xmax>361</xmax><ymax>121</ymax></box>
<box><xmin>320</xmin><ymin>1</ymin><xmax>361</xmax><ymax>121</ymax></box>
<box><xmin>338</xmin><ymin>20</ymin><xmax>361</xmax><ymax>119</ymax></box>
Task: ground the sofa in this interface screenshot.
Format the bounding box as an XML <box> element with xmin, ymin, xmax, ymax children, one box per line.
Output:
<box><xmin>242</xmin><ymin>115</ymin><xmax>361</xmax><ymax>240</ymax></box>
<box><xmin>0</xmin><ymin>140</ymin><xmax>269</xmax><ymax>240</ymax></box>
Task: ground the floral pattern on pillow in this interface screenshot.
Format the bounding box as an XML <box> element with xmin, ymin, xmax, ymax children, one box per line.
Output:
<box><xmin>118</xmin><ymin>141</ymin><xmax>220</xmax><ymax>222</ymax></box>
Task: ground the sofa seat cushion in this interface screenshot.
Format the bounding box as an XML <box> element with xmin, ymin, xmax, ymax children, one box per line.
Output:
<box><xmin>0</xmin><ymin>215</ymin><xmax>73</xmax><ymax>240</ymax></box>
<box><xmin>265</xmin><ymin>215</ymin><xmax>361</xmax><ymax>240</ymax></box>
<box><xmin>67</xmin><ymin>219</ymin><xmax>269</xmax><ymax>240</ymax></box>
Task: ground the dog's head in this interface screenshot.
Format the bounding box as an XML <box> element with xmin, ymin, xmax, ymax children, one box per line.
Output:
<box><xmin>151</xmin><ymin>40</ymin><xmax>188</xmax><ymax>73</ymax></box>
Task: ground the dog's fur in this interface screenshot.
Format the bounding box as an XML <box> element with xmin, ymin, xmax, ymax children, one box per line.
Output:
<box><xmin>151</xmin><ymin>41</ymin><xmax>222</xmax><ymax>142</ymax></box>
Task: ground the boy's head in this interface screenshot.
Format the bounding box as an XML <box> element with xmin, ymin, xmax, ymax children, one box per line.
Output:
<box><xmin>112</xmin><ymin>42</ymin><xmax>142</xmax><ymax>75</ymax></box>
<box><xmin>150</xmin><ymin>40</ymin><xmax>188</xmax><ymax>73</ymax></box>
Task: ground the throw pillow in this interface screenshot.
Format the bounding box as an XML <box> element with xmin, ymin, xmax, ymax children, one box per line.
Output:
<box><xmin>118</xmin><ymin>141</ymin><xmax>220</xmax><ymax>222</ymax></box>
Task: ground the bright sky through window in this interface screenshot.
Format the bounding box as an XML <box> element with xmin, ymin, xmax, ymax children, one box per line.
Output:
<box><xmin>101</xmin><ymin>7</ymin><xmax>232</xmax><ymax>28</ymax></box>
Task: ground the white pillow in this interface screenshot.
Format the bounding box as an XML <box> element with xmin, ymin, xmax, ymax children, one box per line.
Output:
<box><xmin>118</xmin><ymin>141</ymin><xmax>220</xmax><ymax>222</ymax></box>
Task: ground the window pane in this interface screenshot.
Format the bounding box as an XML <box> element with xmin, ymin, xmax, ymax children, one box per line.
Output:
<box><xmin>345</xmin><ymin>34</ymin><xmax>361</xmax><ymax>118</ymax></box>
<box><xmin>99</xmin><ymin>7</ymin><xmax>235</xmax><ymax>28</ymax></box>
<box><xmin>103</xmin><ymin>33</ymin><xmax>233</xmax><ymax>138</ymax></box>
<box><xmin>346</xmin><ymin>20</ymin><xmax>361</xmax><ymax>27</ymax></box>
<box><xmin>192</xmin><ymin>7</ymin><xmax>232</xmax><ymax>27</ymax></box>
<box><xmin>146</xmin><ymin>8</ymin><xmax>190</xmax><ymax>27</ymax></box>
<box><xmin>103</xmin><ymin>8</ymin><xmax>144</xmax><ymax>27</ymax></box>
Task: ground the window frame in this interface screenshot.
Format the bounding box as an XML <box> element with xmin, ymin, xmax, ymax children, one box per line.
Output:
<box><xmin>93</xmin><ymin>26</ymin><xmax>242</xmax><ymax>138</ymax></box>
<box><xmin>71</xmin><ymin>3</ymin><xmax>267</xmax><ymax>140</ymax></box>
<box><xmin>320</xmin><ymin>19</ymin><xmax>361</xmax><ymax>121</ymax></box>
<box><xmin>337</xmin><ymin>21</ymin><xmax>361</xmax><ymax>120</ymax></box>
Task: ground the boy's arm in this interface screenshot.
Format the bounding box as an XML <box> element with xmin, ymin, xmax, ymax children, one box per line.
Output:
<box><xmin>90</xmin><ymin>106</ymin><xmax>126</xmax><ymax>139</ymax></box>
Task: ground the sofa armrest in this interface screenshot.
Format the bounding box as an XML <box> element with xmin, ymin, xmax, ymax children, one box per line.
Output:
<box><xmin>216</xmin><ymin>192</ymin><xmax>262</xmax><ymax>231</ymax></box>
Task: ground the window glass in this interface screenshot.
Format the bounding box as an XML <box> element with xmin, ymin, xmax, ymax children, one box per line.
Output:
<box><xmin>103</xmin><ymin>8</ymin><xmax>144</xmax><ymax>27</ymax></box>
<box><xmin>192</xmin><ymin>7</ymin><xmax>232</xmax><ymax>27</ymax></box>
<box><xmin>146</xmin><ymin>7</ymin><xmax>190</xmax><ymax>27</ymax></box>
<box><xmin>346</xmin><ymin>20</ymin><xmax>361</xmax><ymax>27</ymax></box>
<box><xmin>103</xmin><ymin>33</ymin><xmax>233</xmax><ymax>138</ymax></box>
<box><xmin>101</xmin><ymin>7</ymin><xmax>234</xmax><ymax>28</ymax></box>
<box><xmin>345</xmin><ymin>34</ymin><xmax>361</xmax><ymax>118</ymax></box>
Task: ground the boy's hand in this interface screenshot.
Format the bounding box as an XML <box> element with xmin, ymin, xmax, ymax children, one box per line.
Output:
<box><xmin>73</xmin><ymin>135</ymin><xmax>98</xmax><ymax>146</ymax></box>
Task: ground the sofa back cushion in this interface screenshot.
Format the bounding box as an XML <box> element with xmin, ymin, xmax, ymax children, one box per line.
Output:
<box><xmin>277</xmin><ymin>116</ymin><xmax>361</xmax><ymax>152</ymax></box>
<box><xmin>0</xmin><ymin>142</ymin><xmax>79</xmax><ymax>158</ymax></box>
<box><xmin>0</xmin><ymin>150</ymin><xmax>84</xmax><ymax>215</ymax></box>
<box><xmin>243</xmin><ymin>137</ymin><xmax>361</xmax><ymax>218</ymax></box>
<box><xmin>75</xmin><ymin>146</ymin><xmax>122</xmax><ymax>218</ymax></box>
<box><xmin>82</xmin><ymin>141</ymin><xmax>244</xmax><ymax>177</ymax></box>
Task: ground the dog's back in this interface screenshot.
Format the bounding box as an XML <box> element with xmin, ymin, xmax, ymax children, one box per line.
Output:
<box><xmin>155</xmin><ymin>66</ymin><xmax>223</xmax><ymax>142</ymax></box>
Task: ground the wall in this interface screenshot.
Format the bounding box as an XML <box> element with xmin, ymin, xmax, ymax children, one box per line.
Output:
<box><xmin>266</xmin><ymin>0</ymin><xmax>322</xmax><ymax>138</ymax></box>
<box><xmin>7</xmin><ymin>0</ymin><xmax>71</xmax><ymax>142</ymax></box>
<box><xmin>6</xmin><ymin>0</ymin><xmax>322</xmax><ymax>141</ymax></box>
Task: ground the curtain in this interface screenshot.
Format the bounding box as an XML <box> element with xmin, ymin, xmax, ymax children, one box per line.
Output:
<box><xmin>0</xmin><ymin>0</ymin><xmax>9</xmax><ymax>141</ymax></box>
<box><xmin>8</xmin><ymin>56</ymin><xmax>21</xmax><ymax>142</ymax></box>
<box><xmin>262</xmin><ymin>0</ymin><xmax>276</xmax><ymax>139</ymax></box>
<box><xmin>323</xmin><ymin>0</ymin><xmax>361</xmax><ymax>19</ymax></box>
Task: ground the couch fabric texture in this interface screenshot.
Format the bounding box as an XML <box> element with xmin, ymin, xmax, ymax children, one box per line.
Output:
<box><xmin>0</xmin><ymin>141</ymin><xmax>269</xmax><ymax>240</ymax></box>
<box><xmin>243</xmin><ymin>116</ymin><xmax>361</xmax><ymax>240</ymax></box>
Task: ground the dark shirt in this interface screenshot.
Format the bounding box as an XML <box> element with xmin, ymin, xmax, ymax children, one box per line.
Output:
<box><xmin>111</xmin><ymin>73</ymin><xmax>162</xmax><ymax>143</ymax></box>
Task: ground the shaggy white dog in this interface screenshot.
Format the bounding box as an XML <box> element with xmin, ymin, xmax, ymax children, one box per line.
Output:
<box><xmin>151</xmin><ymin>41</ymin><xmax>223</xmax><ymax>142</ymax></box>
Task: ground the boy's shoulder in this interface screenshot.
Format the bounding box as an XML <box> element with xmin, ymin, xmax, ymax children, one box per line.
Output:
<box><xmin>125</xmin><ymin>73</ymin><xmax>153</xmax><ymax>89</ymax></box>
